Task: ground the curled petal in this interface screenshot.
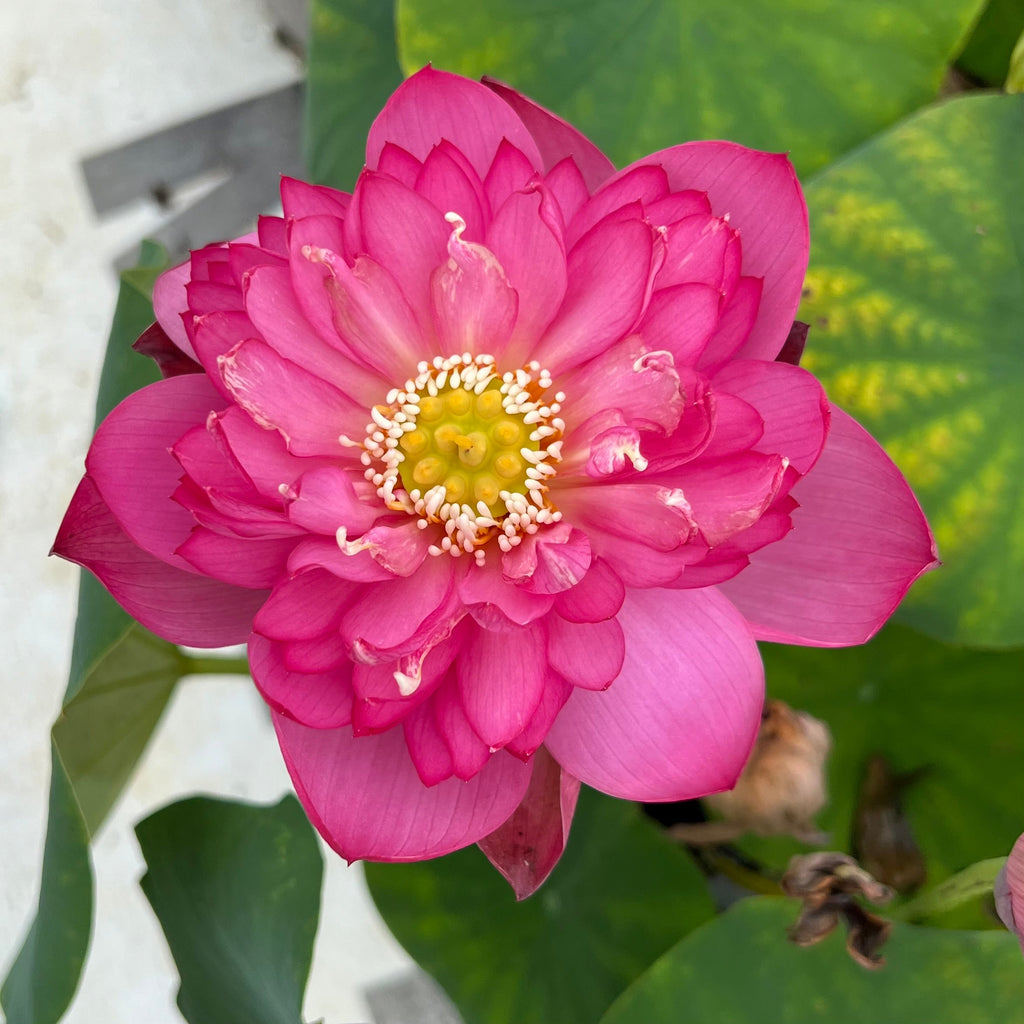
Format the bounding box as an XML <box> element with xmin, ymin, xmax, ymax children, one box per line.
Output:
<box><xmin>720</xmin><ymin>407</ymin><xmax>939</xmax><ymax>646</ymax></box>
<box><xmin>478</xmin><ymin>747</ymin><xmax>581</xmax><ymax>899</ymax></box>
<box><xmin>274</xmin><ymin>713</ymin><xmax>532</xmax><ymax>861</ymax></box>
<box><xmin>544</xmin><ymin>587</ymin><xmax>763</xmax><ymax>800</ymax></box>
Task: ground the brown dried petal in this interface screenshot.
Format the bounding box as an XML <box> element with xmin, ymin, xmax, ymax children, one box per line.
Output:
<box><xmin>842</xmin><ymin>902</ymin><xmax>893</xmax><ymax>970</ymax></box>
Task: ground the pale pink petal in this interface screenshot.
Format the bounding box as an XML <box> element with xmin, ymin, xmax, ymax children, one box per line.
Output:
<box><xmin>431</xmin><ymin>221</ymin><xmax>517</xmax><ymax>356</ymax></box>
<box><xmin>457</xmin><ymin>623</ymin><xmax>547</xmax><ymax>749</ymax></box>
<box><xmin>368</xmin><ymin>67</ymin><xmax>543</xmax><ymax>180</ymax></box>
<box><xmin>152</xmin><ymin>260</ymin><xmax>197</xmax><ymax>359</ymax></box>
<box><xmin>484</xmin><ymin>78</ymin><xmax>613</xmax><ymax>190</ymax></box>
<box><xmin>478</xmin><ymin>747</ymin><xmax>581</xmax><ymax>899</ymax></box>
<box><xmin>534</xmin><ymin>217</ymin><xmax>654</xmax><ymax>374</ymax></box>
<box><xmin>720</xmin><ymin>407</ymin><xmax>939</xmax><ymax>646</ymax></box>
<box><xmin>713</xmin><ymin>360</ymin><xmax>829</xmax><ymax>474</ymax></box>
<box><xmin>219</xmin><ymin>338</ymin><xmax>365</xmax><ymax>455</ymax></box>
<box><xmin>995</xmin><ymin>833</ymin><xmax>1024</xmax><ymax>955</ymax></box>
<box><xmin>53</xmin><ymin>475</ymin><xmax>266</xmax><ymax>646</ymax></box>
<box><xmin>552</xmin><ymin>558</ymin><xmax>625</xmax><ymax>623</ymax></box>
<box><xmin>546</xmin><ymin>614</ymin><xmax>625</xmax><ymax>691</ymax></box>
<box><xmin>544</xmin><ymin>587</ymin><xmax>763</xmax><ymax>800</ymax></box>
<box><xmin>86</xmin><ymin>374</ymin><xmax>224</xmax><ymax>568</ymax></box>
<box><xmin>631</xmin><ymin>143</ymin><xmax>808</xmax><ymax>360</ymax></box>
<box><xmin>274</xmin><ymin>712</ymin><xmax>532</xmax><ymax>861</ymax></box>
<box><xmin>249</xmin><ymin>632</ymin><xmax>353</xmax><ymax>728</ymax></box>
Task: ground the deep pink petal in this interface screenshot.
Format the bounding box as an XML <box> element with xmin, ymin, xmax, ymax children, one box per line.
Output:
<box><xmin>483</xmin><ymin>139</ymin><xmax>538</xmax><ymax>211</ymax></box>
<box><xmin>86</xmin><ymin>374</ymin><xmax>224</xmax><ymax>568</ymax></box>
<box><xmin>457</xmin><ymin>623</ymin><xmax>547</xmax><ymax>749</ymax></box>
<box><xmin>546</xmin><ymin>614</ymin><xmax>625</xmax><ymax>691</ymax></box>
<box><xmin>414</xmin><ymin>140</ymin><xmax>488</xmax><ymax>240</ymax></box>
<box><xmin>190</xmin><ymin>311</ymin><xmax>255</xmax><ymax>399</ymax></box>
<box><xmin>478</xmin><ymin>747</ymin><xmax>581</xmax><ymax>899</ymax></box>
<box><xmin>503</xmin><ymin>674</ymin><xmax>573</xmax><ymax>759</ymax></box>
<box><xmin>282</xmin><ymin>631</ymin><xmax>349</xmax><ymax>673</ymax></box>
<box><xmin>132</xmin><ymin>321</ymin><xmax>204</xmax><ymax>379</ymax></box>
<box><xmin>534</xmin><ymin>217</ymin><xmax>654</xmax><ymax>373</ymax></box>
<box><xmin>280</xmin><ymin>176</ymin><xmax>351</xmax><ymax>220</ymax></box>
<box><xmin>637</xmin><ymin>283</ymin><xmax>721</xmax><ymax>367</ymax></box>
<box><xmin>403</xmin><ymin>699</ymin><xmax>456</xmax><ymax>786</ymax></box>
<box><xmin>249</xmin><ymin>632</ymin><xmax>353</xmax><ymax>728</ymax></box>
<box><xmin>459</xmin><ymin>557</ymin><xmax>555</xmax><ymax>627</ymax></box>
<box><xmin>254</xmin><ymin>568</ymin><xmax>355</xmax><ymax>642</ymax></box>
<box><xmin>53</xmin><ymin>476</ymin><xmax>266</xmax><ymax>646</ymax></box>
<box><xmin>720</xmin><ymin>407</ymin><xmax>939</xmax><ymax>645</ymax></box>
<box><xmin>544</xmin><ymin>587</ymin><xmax>763</xmax><ymax>800</ymax></box>
<box><xmin>696</xmin><ymin>276</ymin><xmax>763</xmax><ymax>371</ymax></box>
<box><xmin>287</xmin><ymin>536</ymin><xmax>396</xmax><ymax>583</ymax></box>
<box><xmin>274</xmin><ymin>712</ymin><xmax>532</xmax><ymax>861</ymax></box>
<box><xmin>288</xmin><ymin>467</ymin><xmax>379</xmax><ymax>537</ymax></box>
<box><xmin>631</xmin><ymin>143</ymin><xmax>809</xmax><ymax>360</ymax></box>
<box><xmin>219</xmin><ymin>338</ymin><xmax>365</xmax><ymax>455</ymax></box>
<box><xmin>484</xmin><ymin>78</ymin><xmax>613</xmax><ymax>190</ymax></box>
<box><xmin>176</xmin><ymin>528</ymin><xmax>294</xmax><ymax>588</ymax></box>
<box><xmin>433</xmin><ymin>682</ymin><xmax>492</xmax><ymax>780</ymax></box>
<box><xmin>367</xmin><ymin>67</ymin><xmax>543</xmax><ymax>181</ymax></box>
<box><xmin>500</xmin><ymin>522</ymin><xmax>592</xmax><ymax>595</ymax></box>
<box><xmin>713</xmin><ymin>360</ymin><xmax>830</xmax><ymax>474</ymax></box>
<box><xmin>551</xmin><ymin>558</ymin><xmax>625</xmax><ymax>623</ymax></box>
<box><xmin>566</xmin><ymin>163</ymin><xmax>669</xmax><ymax>248</ymax></box>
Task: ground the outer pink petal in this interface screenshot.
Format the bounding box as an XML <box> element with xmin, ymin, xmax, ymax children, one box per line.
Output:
<box><xmin>53</xmin><ymin>476</ymin><xmax>266</xmax><ymax>646</ymax></box>
<box><xmin>274</xmin><ymin>712</ymin><xmax>532</xmax><ymax>861</ymax></box>
<box><xmin>720</xmin><ymin>407</ymin><xmax>938</xmax><ymax>646</ymax></box>
<box><xmin>249</xmin><ymin>632</ymin><xmax>354</xmax><ymax>729</ymax></box>
<box><xmin>629</xmin><ymin>143</ymin><xmax>808</xmax><ymax>360</ymax></box>
<box><xmin>152</xmin><ymin>260</ymin><xmax>198</xmax><ymax>359</ymax></box>
<box><xmin>86</xmin><ymin>374</ymin><xmax>224</xmax><ymax>568</ymax></box>
<box><xmin>484</xmin><ymin>78</ymin><xmax>614</xmax><ymax>190</ymax></box>
<box><xmin>544</xmin><ymin>587</ymin><xmax>763</xmax><ymax>801</ymax></box>
<box><xmin>367</xmin><ymin>67</ymin><xmax>543</xmax><ymax>180</ymax></box>
<box><xmin>995</xmin><ymin>833</ymin><xmax>1024</xmax><ymax>956</ymax></box>
<box><xmin>478</xmin><ymin>746</ymin><xmax>581</xmax><ymax>899</ymax></box>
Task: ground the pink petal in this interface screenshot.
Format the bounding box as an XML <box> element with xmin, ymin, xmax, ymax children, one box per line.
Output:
<box><xmin>637</xmin><ymin>283</ymin><xmax>721</xmax><ymax>366</ymax></box>
<box><xmin>152</xmin><ymin>260</ymin><xmax>198</xmax><ymax>359</ymax></box>
<box><xmin>996</xmin><ymin>833</ymin><xmax>1024</xmax><ymax>955</ymax></box>
<box><xmin>176</xmin><ymin>528</ymin><xmax>294</xmax><ymax>588</ymax></box>
<box><xmin>484</xmin><ymin>77</ymin><xmax>613</xmax><ymax>190</ymax></box>
<box><xmin>354</xmin><ymin>170</ymin><xmax>451</xmax><ymax>321</ymax></box>
<box><xmin>457</xmin><ymin>623</ymin><xmax>547</xmax><ymax>749</ymax></box>
<box><xmin>219</xmin><ymin>338</ymin><xmax>365</xmax><ymax>456</ymax></box>
<box><xmin>253</xmin><ymin>568</ymin><xmax>354</xmax><ymax>642</ymax></box>
<box><xmin>552</xmin><ymin>558</ymin><xmax>625</xmax><ymax>623</ymax></box>
<box><xmin>274</xmin><ymin>712</ymin><xmax>532</xmax><ymax>861</ymax></box>
<box><xmin>367</xmin><ymin>67</ymin><xmax>543</xmax><ymax>180</ymax></box>
<box><xmin>631</xmin><ymin>143</ymin><xmax>809</xmax><ymax>360</ymax></box>
<box><xmin>696</xmin><ymin>276</ymin><xmax>763</xmax><ymax>371</ymax></box>
<box><xmin>544</xmin><ymin>587</ymin><xmax>763</xmax><ymax>800</ymax></box>
<box><xmin>431</xmin><ymin>220</ymin><xmax>518</xmax><ymax>355</ymax></box>
<box><xmin>483</xmin><ymin>139</ymin><xmax>538</xmax><ymax>211</ymax></box>
<box><xmin>288</xmin><ymin>467</ymin><xmax>380</xmax><ymax>537</ymax></box>
<box><xmin>377</xmin><ymin>142</ymin><xmax>422</xmax><ymax>187</ymax></box>
<box><xmin>503</xmin><ymin>674</ymin><xmax>573</xmax><ymax>759</ymax></box>
<box><xmin>190</xmin><ymin>311</ymin><xmax>256</xmax><ymax>398</ymax></box>
<box><xmin>566</xmin><ymin>163</ymin><xmax>669</xmax><ymax>248</ymax></box>
<box><xmin>403</xmin><ymin>699</ymin><xmax>456</xmax><ymax>786</ymax></box>
<box><xmin>280</xmin><ymin>176</ymin><xmax>351</xmax><ymax>220</ymax></box>
<box><xmin>500</xmin><ymin>522</ymin><xmax>592</xmax><ymax>595</ymax></box>
<box><xmin>534</xmin><ymin>217</ymin><xmax>654</xmax><ymax>374</ymax></box>
<box><xmin>459</xmin><ymin>557</ymin><xmax>555</xmax><ymax>627</ymax></box>
<box><xmin>287</xmin><ymin>536</ymin><xmax>395</xmax><ymax>583</ymax></box>
<box><xmin>86</xmin><ymin>374</ymin><xmax>224</xmax><ymax>568</ymax></box>
<box><xmin>433</xmin><ymin>682</ymin><xmax>493</xmax><ymax>780</ymax></box>
<box><xmin>249</xmin><ymin>632</ymin><xmax>354</xmax><ymax>728</ymax></box>
<box><xmin>282</xmin><ymin>631</ymin><xmax>349</xmax><ymax>673</ymax></box>
<box><xmin>546</xmin><ymin>614</ymin><xmax>625</xmax><ymax>691</ymax></box>
<box><xmin>485</xmin><ymin>187</ymin><xmax>568</xmax><ymax>359</ymax></box>
<box><xmin>53</xmin><ymin>475</ymin><xmax>266</xmax><ymax>646</ymax></box>
<box><xmin>720</xmin><ymin>407</ymin><xmax>938</xmax><ymax>646</ymax></box>
<box><xmin>478</xmin><ymin>746</ymin><xmax>581</xmax><ymax>899</ymax></box>
<box><xmin>712</xmin><ymin>360</ymin><xmax>829</xmax><ymax>474</ymax></box>
<box><xmin>414</xmin><ymin>140</ymin><xmax>488</xmax><ymax>240</ymax></box>
<box><xmin>132</xmin><ymin>321</ymin><xmax>204</xmax><ymax>379</ymax></box>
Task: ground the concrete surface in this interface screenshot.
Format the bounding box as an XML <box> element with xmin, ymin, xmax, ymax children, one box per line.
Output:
<box><xmin>0</xmin><ymin>2</ymin><xmax>415</xmax><ymax>1021</ymax></box>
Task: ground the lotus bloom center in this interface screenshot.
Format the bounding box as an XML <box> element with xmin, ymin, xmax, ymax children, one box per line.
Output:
<box><xmin>361</xmin><ymin>353</ymin><xmax>566</xmax><ymax>563</ymax></box>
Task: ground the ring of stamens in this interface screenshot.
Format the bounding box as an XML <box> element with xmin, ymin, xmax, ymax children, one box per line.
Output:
<box><xmin>359</xmin><ymin>353</ymin><xmax>565</xmax><ymax>564</ymax></box>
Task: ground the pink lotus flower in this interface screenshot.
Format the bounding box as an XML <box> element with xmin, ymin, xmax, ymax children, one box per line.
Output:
<box><xmin>996</xmin><ymin>834</ymin><xmax>1024</xmax><ymax>956</ymax></box>
<box><xmin>55</xmin><ymin>68</ymin><xmax>936</xmax><ymax>895</ymax></box>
